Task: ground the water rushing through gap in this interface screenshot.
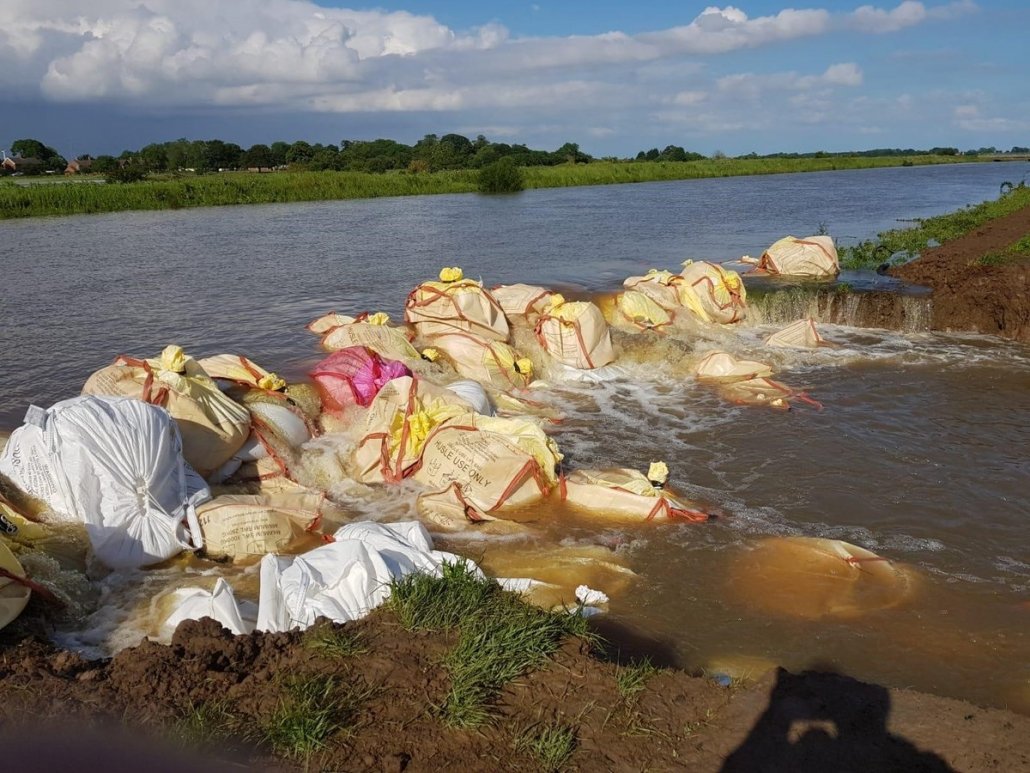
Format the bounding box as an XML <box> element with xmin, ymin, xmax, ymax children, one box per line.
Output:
<box><xmin>1</xmin><ymin>163</ymin><xmax>1028</xmax><ymax>712</ymax></box>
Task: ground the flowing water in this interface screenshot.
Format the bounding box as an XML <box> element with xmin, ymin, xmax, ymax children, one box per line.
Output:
<box><xmin>1</xmin><ymin>162</ymin><xmax>1028</xmax><ymax>712</ymax></box>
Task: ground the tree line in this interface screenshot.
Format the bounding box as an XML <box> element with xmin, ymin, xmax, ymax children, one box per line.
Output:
<box><xmin>5</xmin><ymin>132</ymin><xmax>1028</xmax><ymax>177</ymax></box>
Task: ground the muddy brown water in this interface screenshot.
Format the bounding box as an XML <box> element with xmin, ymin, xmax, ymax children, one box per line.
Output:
<box><xmin>1</xmin><ymin>163</ymin><xmax>1027</xmax><ymax>713</ymax></box>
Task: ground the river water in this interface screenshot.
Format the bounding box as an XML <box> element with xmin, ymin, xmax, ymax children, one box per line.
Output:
<box><xmin>1</xmin><ymin>162</ymin><xmax>1028</xmax><ymax>712</ymax></box>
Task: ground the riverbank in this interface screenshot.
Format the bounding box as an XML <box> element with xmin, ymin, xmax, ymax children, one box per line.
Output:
<box><xmin>2</xmin><ymin>605</ymin><xmax>1028</xmax><ymax>771</ymax></box>
<box><xmin>889</xmin><ymin>197</ymin><xmax>1030</xmax><ymax>341</ymax></box>
<box><xmin>0</xmin><ymin>154</ymin><xmax>968</xmax><ymax>219</ymax></box>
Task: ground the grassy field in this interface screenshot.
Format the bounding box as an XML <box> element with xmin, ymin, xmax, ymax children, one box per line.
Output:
<box><xmin>839</xmin><ymin>183</ymin><xmax>1030</xmax><ymax>269</ymax></box>
<box><xmin>0</xmin><ymin>154</ymin><xmax>971</xmax><ymax>220</ymax></box>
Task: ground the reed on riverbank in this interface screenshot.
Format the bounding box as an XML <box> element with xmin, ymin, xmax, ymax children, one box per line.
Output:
<box><xmin>840</xmin><ymin>183</ymin><xmax>1030</xmax><ymax>268</ymax></box>
<box><xmin>0</xmin><ymin>154</ymin><xmax>970</xmax><ymax>219</ymax></box>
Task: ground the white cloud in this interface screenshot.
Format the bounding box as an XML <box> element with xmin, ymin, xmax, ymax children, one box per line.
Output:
<box><xmin>718</xmin><ymin>63</ymin><xmax>863</xmax><ymax>96</ymax></box>
<box><xmin>849</xmin><ymin>1</ymin><xmax>976</xmax><ymax>33</ymax></box>
<box><xmin>952</xmin><ymin>104</ymin><xmax>1028</xmax><ymax>132</ymax></box>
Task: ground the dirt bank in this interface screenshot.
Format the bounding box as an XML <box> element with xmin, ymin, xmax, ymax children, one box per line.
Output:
<box><xmin>889</xmin><ymin>203</ymin><xmax>1030</xmax><ymax>341</ymax></box>
<box><xmin>1</xmin><ymin>614</ymin><xmax>1027</xmax><ymax>772</ymax></box>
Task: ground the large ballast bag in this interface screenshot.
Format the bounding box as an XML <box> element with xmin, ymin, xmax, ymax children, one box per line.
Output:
<box><xmin>534</xmin><ymin>295</ymin><xmax>615</xmax><ymax>370</ymax></box>
<box><xmin>756</xmin><ymin>235</ymin><xmax>839</xmax><ymax>278</ymax></box>
<box><xmin>676</xmin><ymin>261</ymin><xmax>748</xmax><ymax>324</ymax></box>
<box><xmin>0</xmin><ymin>396</ymin><xmax>209</xmax><ymax>569</ymax></box>
<box><xmin>82</xmin><ymin>345</ymin><xmax>251</xmax><ymax>478</ymax></box>
<box><xmin>404</xmin><ymin>267</ymin><xmax>510</xmax><ymax>341</ymax></box>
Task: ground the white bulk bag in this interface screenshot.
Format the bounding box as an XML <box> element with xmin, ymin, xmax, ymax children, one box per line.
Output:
<box><xmin>758</xmin><ymin>236</ymin><xmax>839</xmax><ymax>278</ymax></box>
<box><xmin>256</xmin><ymin>521</ymin><xmax>469</xmax><ymax>632</ymax></box>
<box><xmin>0</xmin><ymin>396</ymin><xmax>209</xmax><ymax>569</ymax></box>
<box><xmin>160</xmin><ymin>578</ymin><xmax>257</xmax><ymax>638</ymax></box>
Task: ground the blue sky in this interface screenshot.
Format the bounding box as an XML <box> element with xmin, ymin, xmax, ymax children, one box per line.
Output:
<box><xmin>3</xmin><ymin>1</ymin><xmax>1028</xmax><ymax>159</ymax></box>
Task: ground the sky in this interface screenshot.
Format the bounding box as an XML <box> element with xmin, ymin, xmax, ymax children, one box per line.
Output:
<box><xmin>3</xmin><ymin>1</ymin><xmax>1029</xmax><ymax>159</ymax></box>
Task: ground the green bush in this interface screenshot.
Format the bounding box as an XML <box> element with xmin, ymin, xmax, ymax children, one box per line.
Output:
<box><xmin>478</xmin><ymin>157</ymin><xmax>524</xmax><ymax>193</ymax></box>
<box><xmin>105</xmin><ymin>167</ymin><xmax>148</xmax><ymax>184</ymax></box>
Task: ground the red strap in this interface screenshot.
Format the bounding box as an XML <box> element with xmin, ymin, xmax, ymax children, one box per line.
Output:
<box><xmin>0</xmin><ymin>567</ymin><xmax>64</xmax><ymax>607</ymax></box>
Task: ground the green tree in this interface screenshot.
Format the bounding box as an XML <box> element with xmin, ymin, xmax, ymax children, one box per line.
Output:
<box><xmin>242</xmin><ymin>144</ymin><xmax>274</xmax><ymax>169</ymax></box>
<box><xmin>10</xmin><ymin>138</ymin><xmax>50</xmax><ymax>159</ymax></box>
<box><xmin>478</xmin><ymin>157</ymin><xmax>524</xmax><ymax>193</ymax></box>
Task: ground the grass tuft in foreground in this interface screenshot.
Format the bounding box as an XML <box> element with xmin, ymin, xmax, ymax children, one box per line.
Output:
<box><xmin>514</xmin><ymin>722</ymin><xmax>579</xmax><ymax>772</ymax></box>
<box><xmin>616</xmin><ymin>658</ymin><xmax>660</xmax><ymax>700</ymax></box>
<box><xmin>388</xmin><ymin>562</ymin><xmax>593</xmax><ymax>728</ymax></box>
<box><xmin>262</xmin><ymin>674</ymin><xmax>372</xmax><ymax>759</ymax></box>
<box><xmin>303</xmin><ymin>622</ymin><xmax>366</xmax><ymax>658</ymax></box>
<box><xmin>840</xmin><ymin>184</ymin><xmax>1030</xmax><ymax>269</ymax></box>
<box><xmin>169</xmin><ymin>699</ymin><xmax>243</xmax><ymax>750</ymax></box>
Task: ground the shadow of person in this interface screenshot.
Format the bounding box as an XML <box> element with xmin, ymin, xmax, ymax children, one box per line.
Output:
<box><xmin>721</xmin><ymin>667</ymin><xmax>955</xmax><ymax>773</ymax></box>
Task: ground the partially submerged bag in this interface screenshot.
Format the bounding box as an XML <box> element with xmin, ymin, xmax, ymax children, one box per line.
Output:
<box><xmin>490</xmin><ymin>283</ymin><xmax>553</xmax><ymax>322</ymax></box>
<box><xmin>431</xmin><ymin>333</ymin><xmax>534</xmax><ymax>391</ymax></box>
<box><xmin>0</xmin><ymin>541</ymin><xmax>32</xmax><ymax>632</ymax></box>
<box><xmin>756</xmin><ymin>235</ymin><xmax>839</xmax><ymax>278</ymax></box>
<box><xmin>310</xmin><ymin>312</ymin><xmax>421</xmax><ymax>361</ymax></box>
<box><xmin>197</xmin><ymin>492</ymin><xmax>328</xmax><ymax>561</ymax></box>
<box><xmin>0</xmin><ymin>396</ymin><xmax>209</xmax><ymax>569</ymax></box>
<box><xmin>310</xmin><ymin>347</ymin><xmax>412</xmax><ymax>411</ymax></box>
<box><xmin>352</xmin><ymin>376</ymin><xmax>472</xmax><ymax>483</ymax></box>
<box><xmin>676</xmin><ymin>261</ymin><xmax>748</xmax><ymax>324</ymax></box>
<box><xmin>404</xmin><ymin>268</ymin><xmax>509</xmax><ymax>341</ymax></box>
<box><xmin>764</xmin><ymin>318</ymin><xmax>833</xmax><ymax>349</ymax></box>
<box><xmin>718</xmin><ymin>377</ymin><xmax>822</xmax><ymax>411</ymax></box>
<box><xmin>610</xmin><ymin>290</ymin><xmax>674</xmax><ymax>332</ymax></box>
<box><xmin>82</xmin><ymin>345</ymin><xmax>251</xmax><ymax>478</ymax></box>
<box><xmin>159</xmin><ymin>578</ymin><xmax>257</xmax><ymax>639</ymax></box>
<box><xmin>623</xmin><ymin>269</ymin><xmax>681</xmax><ymax>310</ymax></box>
<box><xmin>726</xmin><ymin>537</ymin><xmax>918</xmax><ymax>620</ymax></box>
<box><xmin>256</xmin><ymin>521</ymin><xmax>470</xmax><ymax>632</ymax></box>
<box><xmin>534</xmin><ymin>295</ymin><xmax>615</xmax><ymax>370</ymax></box>
<box><xmin>561</xmin><ymin>468</ymin><xmax>709</xmax><ymax>522</ymax></box>
<box><xmin>694</xmin><ymin>351</ymin><xmax>773</xmax><ymax>383</ymax></box>
<box><xmin>413</xmin><ymin>424</ymin><xmax>554</xmax><ymax>513</ymax></box>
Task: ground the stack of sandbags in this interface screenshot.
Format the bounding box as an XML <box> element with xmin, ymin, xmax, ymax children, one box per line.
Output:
<box><xmin>405</xmin><ymin>267</ymin><xmax>509</xmax><ymax>341</ymax></box>
<box><xmin>308</xmin><ymin>311</ymin><xmax>420</xmax><ymax>361</ymax></box>
<box><xmin>0</xmin><ymin>396</ymin><xmax>209</xmax><ymax>569</ymax></box>
<box><xmin>534</xmin><ymin>294</ymin><xmax>615</xmax><ymax>370</ymax></box>
<box><xmin>82</xmin><ymin>345</ymin><xmax>250</xmax><ymax>478</ymax></box>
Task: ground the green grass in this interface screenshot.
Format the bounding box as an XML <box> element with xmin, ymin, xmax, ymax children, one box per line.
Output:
<box><xmin>387</xmin><ymin>562</ymin><xmax>592</xmax><ymax>728</ymax></box>
<box><xmin>615</xmin><ymin>658</ymin><xmax>660</xmax><ymax>700</ymax></box>
<box><xmin>513</xmin><ymin>722</ymin><xmax>578</xmax><ymax>772</ymax></box>
<box><xmin>302</xmin><ymin>623</ymin><xmax>366</xmax><ymax>658</ymax></box>
<box><xmin>839</xmin><ymin>183</ymin><xmax>1030</xmax><ymax>269</ymax></box>
<box><xmin>975</xmin><ymin>232</ymin><xmax>1030</xmax><ymax>267</ymax></box>
<box><xmin>0</xmin><ymin>154</ymin><xmax>971</xmax><ymax>219</ymax></box>
<box><xmin>169</xmin><ymin>699</ymin><xmax>242</xmax><ymax>750</ymax></box>
<box><xmin>262</xmin><ymin>674</ymin><xmax>372</xmax><ymax>759</ymax></box>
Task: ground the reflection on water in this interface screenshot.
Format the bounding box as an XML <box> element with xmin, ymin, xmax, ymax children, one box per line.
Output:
<box><xmin>2</xmin><ymin>163</ymin><xmax>1029</xmax><ymax>713</ymax></box>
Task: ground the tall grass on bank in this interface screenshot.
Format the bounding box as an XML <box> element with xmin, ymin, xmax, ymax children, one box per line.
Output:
<box><xmin>840</xmin><ymin>183</ymin><xmax>1030</xmax><ymax>269</ymax></box>
<box><xmin>387</xmin><ymin>562</ymin><xmax>591</xmax><ymax>728</ymax></box>
<box><xmin>0</xmin><ymin>155</ymin><xmax>970</xmax><ymax>219</ymax></box>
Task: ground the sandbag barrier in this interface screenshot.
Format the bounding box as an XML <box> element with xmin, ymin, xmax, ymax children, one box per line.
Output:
<box><xmin>0</xmin><ymin>255</ymin><xmax>844</xmax><ymax>636</ymax></box>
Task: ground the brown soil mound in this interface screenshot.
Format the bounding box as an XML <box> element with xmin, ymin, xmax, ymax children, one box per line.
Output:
<box><xmin>890</xmin><ymin>204</ymin><xmax>1030</xmax><ymax>341</ymax></box>
<box><xmin>1</xmin><ymin>615</ymin><xmax>1027</xmax><ymax>772</ymax></box>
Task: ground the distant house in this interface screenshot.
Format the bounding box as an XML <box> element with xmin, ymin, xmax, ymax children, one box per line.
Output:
<box><xmin>65</xmin><ymin>158</ymin><xmax>93</xmax><ymax>175</ymax></box>
<box><xmin>1</xmin><ymin>155</ymin><xmax>43</xmax><ymax>174</ymax></box>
